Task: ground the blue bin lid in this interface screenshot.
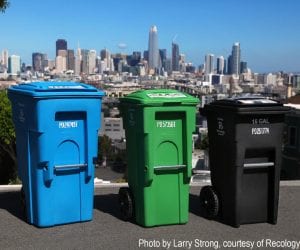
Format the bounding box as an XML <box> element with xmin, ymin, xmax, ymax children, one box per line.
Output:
<box><xmin>8</xmin><ymin>82</ymin><xmax>105</xmax><ymax>98</ymax></box>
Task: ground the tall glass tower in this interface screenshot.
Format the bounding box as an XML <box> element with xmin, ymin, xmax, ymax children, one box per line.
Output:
<box><xmin>217</xmin><ymin>56</ymin><xmax>225</xmax><ymax>74</ymax></box>
<box><xmin>204</xmin><ymin>54</ymin><xmax>214</xmax><ymax>74</ymax></box>
<box><xmin>148</xmin><ymin>26</ymin><xmax>160</xmax><ymax>71</ymax></box>
<box><xmin>231</xmin><ymin>42</ymin><xmax>241</xmax><ymax>75</ymax></box>
<box><xmin>56</xmin><ymin>39</ymin><xmax>67</xmax><ymax>56</ymax></box>
<box><xmin>172</xmin><ymin>42</ymin><xmax>180</xmax><ymax>71</ymax></box>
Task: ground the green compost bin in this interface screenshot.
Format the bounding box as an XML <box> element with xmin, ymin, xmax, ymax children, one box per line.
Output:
<box><xmin>118</xmin><ymin>89</ymin><xmax>199</xmax><ymax>227</ymax></box>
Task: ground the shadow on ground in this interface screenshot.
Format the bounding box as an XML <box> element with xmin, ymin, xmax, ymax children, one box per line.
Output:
<box><xmin>94</xmin><ymin>193</ymin><xmax>122</xmax><ymax>220</ymax></box>
<box><xmin>93</xmin><ymin>192</ymin><xmax>206</xmax><ymax>222</ymax></box>
<box><xmin>0</xmin><ymin>191</ymin><xmax>24</xmax><ymax>221</ymax></box>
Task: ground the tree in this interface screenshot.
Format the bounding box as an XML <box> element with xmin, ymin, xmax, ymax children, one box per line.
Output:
<box><xmin>0</xmin><ymin>0</ymin><xmax>10</xmax><ymax>12</ymax></box>
<box><xmin>98</xmin><ymin>135</ymin><xmax>113</xmax><ymax>166</ymax></box>
<box><xmin>0</xmin><ymin>90</ymin><xmax>17</xmax><ymax>181</ymax></box>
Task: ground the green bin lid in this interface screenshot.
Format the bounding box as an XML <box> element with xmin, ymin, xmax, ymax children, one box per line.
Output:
<box><xmin>120</xmin><ymin>89</ymin><xmax>199</xmax><ymax>106</ymax></box>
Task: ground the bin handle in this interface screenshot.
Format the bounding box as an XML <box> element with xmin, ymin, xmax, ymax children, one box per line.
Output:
<box><xmin>54</xmin><ymin>164</ymin><xmax>87</xmax><ymax>171</ymax></box>
<box><xmin>154</xmin><ymin>165</ymin><xmax>186</xmax><ymax>171</ymax></box>
<box><xmin>41</xmin><ymin>161</ymin><xmax>53</xmax><ymax>184</ymax></box>
<box><xmin>243</xmin><ymin>162</ymin><xmax>274</xmax><ymax>169</ymax></box>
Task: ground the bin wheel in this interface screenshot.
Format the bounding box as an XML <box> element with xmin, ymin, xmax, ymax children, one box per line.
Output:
<box><xmin>118</xmin><ymin>187</ymin><xmax>134</xmax><ymax>221</ymax></box>
<box><xmin>20</xmin><ymin>187</ymin><xmax>27</xmax><ymax>220</ymax></box>
<box><xmin>199</xmin><ymin>185</ymin><xmax>219</xmax><ymax>219</ymax></box>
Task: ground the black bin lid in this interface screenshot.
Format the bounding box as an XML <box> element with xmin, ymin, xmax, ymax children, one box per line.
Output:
<box><xmin>210</xmin><ymin>97</ymin><xmax>282</xmax><ymax>107</ymax></box>
<box><xmin>204</xmin><ymin>96</ymin><xmax>290</xmax><ymax>115</ymax></box>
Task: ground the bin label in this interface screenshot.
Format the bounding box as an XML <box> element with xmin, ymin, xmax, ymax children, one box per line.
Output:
<box><xmin>156</xmin><ymin>121</ymin><xmax>176</xmax><ymax>128</ymax></box>
<box><xmin>252</xmin><ymin>118</ymin><xmax>270</xmax><ymax>124</ymax></box>
<box><xmin>251</xmin><ymin>127</ymin><xmax>270</xmax><ymax>135</ymax></box>
<box><xmin>58</xmin><ymin>121</ymin><xmax>78</xmax><ymax>129</ymax></box>
<box><xmin>128</xmin><ymin>109</ymin><xmax>136</xmax><ymax>126</ymax></box>
<box><xmin>48</xmin><ymin>85</ymin><xmax>85</xmax><ymax>89</ymax></box>
<box><xmin>216</xmin><ymin>118</ymin><xmax>225</xmax><ymax>136</ymax></box>
<box><xmin>17</xmin><ymin>103</ymin><xmax>25</xmax><ymax>123</ymax></box>
<box><xmin>147</xmin><ymin>93</ymin><xmax>186</xmax><ymax>98</ymax></box>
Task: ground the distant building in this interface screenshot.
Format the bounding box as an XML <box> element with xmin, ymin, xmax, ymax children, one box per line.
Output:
<box><xmin>75</xmin><ymin>47</ymin><xmax>82</xmax><ymax>75</ymax></box>
<box><xmin>143</xmin><ymin>50</ymin><xmax>149</xmax><ymax>61</ymax></box>
<box><xmin>81</xmin><ymin>49</ymin><xmax>90</xmax><ymax>74</ymax></box>
<box><xmin>227</xmin><ymin>55</ymin><xmax>232</xmax><ymax>75</ymax></box>
<box><xmin>231</xmin><ymin>42</ymin><xmax>241</xmax><ymax>75</ymax></box>
<box><xmin>88</xmin><ymin>50</ymin><xmax>97</xmax><ymax>74</ymax></box>
<box><xmin>1</xmin><ymin>49</ymin><xmax>8</xmax><ymax>68</ymax></box>
<box><xmin>32</xmin><ymin>52</ymin><xmax>44</xmax><ymax>72</ymax></box>
<box><xmin>67</xmin><ymin>49</ymin><xmax>75</xmax><ymax>71</ymax></box>
<box><xmin>131</xmin><ymin>51</ymin><xmax>141</xmax><ymax>66</ymax></box>
<box><xmin>159</xmin><ymin>49</ymin><xmax>167</xmax><ymax>70</ymax></box>
<box><xmin>148</xmin><ymin>25</ymin><xmax>160</xmax><ymax>72</ymax></box>
<box><xmin>172</xmin><ymin>42</ymin><xmax>180</xmax><ymax>71</ymax></box>
<box><xmin>291</xmin><ymin>74</ymin><xmax>300</xmax><ymax>89</ymax></box>
<box><xmin>56</xmin><ymin>39</ymin><xmax>67</xmax><ymax>56</ymax></box>
<box><xmin>8</xmin><ymin>55</ymin><xmax>21</xmax><ymax>75</ymax></box>
<box><xmin>240</xmin><ymin>61</ymin><xmax>247</xmax><ymax>73</ymax></box>
<box><xmin>100</xmin><ymin>117</ymin><xmax>125</xmax><ymax>141</ymax></box>
<box><xmin>217</xmin><ymin>56</ymin><xmax>225</xmax><ymax>74</ymax></box>
<box><xmin>205</xmin><ymin>54</ymin><xmax>214</xmax><ymax>74</ymax></box>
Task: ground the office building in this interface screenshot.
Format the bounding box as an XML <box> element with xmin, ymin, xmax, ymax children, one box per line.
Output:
<box><xmin>227</xmin><ymin>55</ymin><xmax>232</xmax><ymax>75</ymax></box>
<box><xmin>205</xmin><ymin>54</ymin><xmax>214</xmax><ymax>74</ymax></box>
<box><xmin>240</xmin><ymin>61</ymin><xmax>247</xmax><ymax>74</ymax></box>
<box><xmin>56</xmin><ymin>55</ymin><xmax>67</xmax><ymax>73</ymax></box>
<box><xmin>81</xmin><ymin>49</ymin><xmax>90</xmax><ymax>74</ymax></box>
<box><xmin>8</xmin><ymin>55</ymin><xmax>21</xmax><ymax>75</ymax></box>
<box><xmin>217</xmin><ymin>56</ymin><xmax>225</xmax><ymax>74</ymax></box>
<box><xmin>143</xmin><ymin>50</ymin><xmax>149</xmax><ymax>61</ymax></box>
<box><xmin>56</xmin><ymin>39</ymin><xmax>67</xmax><ymax>56</ymax></box>
<box><xmin>148</xmin><ymin>25</ymin><xmax>160</xmax><ymax>71</ymax></box>
<box><xmin>32</xmin><ymin>52</ymin><xmax>44</xmax><ymax>72</ymax></box>
<box><xmin>172</xmin><ymin>42</ymin><xmax>180</xmax><ymax>71</ymax></box>
<box><xmin>75</xmin><ymin>47</ymin><xmax>82</xmax><ymax>75</ymax></box>
<box><xmin>88</xmin><ymin>50</ymin><xmax>97</xmax><ymax>74</ymax></box>
<box><xmin>1</xmin><ymin>49</ymin><xmax>8</xmax><ymax>68</ymax></box>
<box><xmin>159</xmin><ymin>49</ymin><xmax>167</xmax><ymax>69</ymax></box>
<box><xmin>67</xmin><ymin>50</ymin><xmax>75</xmax><ymax>71</ymax></box>
<box><xmin>231</xmin><ymin>42</ymin><xmax>241</xmax><ymax>75</ymax></box>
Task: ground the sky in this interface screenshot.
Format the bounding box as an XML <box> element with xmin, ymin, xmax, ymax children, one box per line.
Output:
<box><xmin>1</xmin><ymin>0</ymin><xmax>300</xmax><ymax>73</ymax></box>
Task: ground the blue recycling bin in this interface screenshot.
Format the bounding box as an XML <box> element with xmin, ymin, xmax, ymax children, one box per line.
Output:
<box><xmin>8</xmin><ymin>81</ymin><xmax>104</xmax><ymax>227</ymax></box>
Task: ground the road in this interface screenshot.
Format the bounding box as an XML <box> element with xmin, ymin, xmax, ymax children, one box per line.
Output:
<box><xmin>0</xmin><ymin>185</ymin><xmax>299</xmax><ymax>250</ymax></box>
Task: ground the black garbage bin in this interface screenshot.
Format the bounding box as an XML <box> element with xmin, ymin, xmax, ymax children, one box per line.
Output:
<box><xmin>200</xmin><ymin>97</ymin><xmax>290</xmax><ymax>227</ymax></box>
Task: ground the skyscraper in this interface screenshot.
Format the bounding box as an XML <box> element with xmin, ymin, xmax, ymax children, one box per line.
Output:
<box><xmin>81</xmin><ymin>49</ymin><xmax>89</xmax><ymax>74</ymax></box>
<box><xmin>148</xmin><ymin>25</ymin><xmax>160</xmax><ymax>71</ymax></box>
<box><xmin>67</xmin><ymin>49</ymin><xmax>75</xmax><ymax>71</ymax></box>
<box><xmin>172</xmin><ymin>42</ymin><xmax>180</xmax><ymax>71</ymax></box>
<box><xmin>56</xmin><ymin>50</ymin><xmax>67</xmax><ymax>73</ymax></box>
<box><xmin>32</xmin><ymin>52</ymin><xmax>44</xmax><ymax>72</ymax></box>
<box><xmin>227</xmin><ymin>55</ymin><xmax>232</xmax><ymax>74</ymax></box>
<box><xmin>231</xmin><ymin>42</ymin><xmax>241</xmax><ymax>75</ymax></box>
<box><xmin>217</xmin><ymin>56</ymin><xmax>225</xmax><ymax>74</ymax></box>
<box><xmin>56</xmin><ymin>39</ymin><xmax>67</xmax><ymax>56</ymax></box>
<box><xmin>8</xmin><ymin>55</ymin><xmax>21</xmax><ymax>75</ymax></box>
<box><xmin>204</xmin><ymin>54</ymin><xmax>214</xmax><ymax>74</ymax></box>
<box><xmin>75</xmin><ymin>47</ymin><xmax>82</xmax><ymax>75</ymax></box>
<box><xmin>159</xmin><ymin>49</ymin><xmax>167</xmax><ymax>70</ymax></box>
<box><xmin>1</xmin><ymin>49</ymin><xmax>8</xmax><ymax>68</ymax></box>
<box><xmin>240</xmin><ymin>61</ymin><xmax>247</xmax><ymax>73</ymax></box>
<box><xmin>88</xmin><ymin>50</ymin><xmax>97</xmax><ymax>74</ymax></box>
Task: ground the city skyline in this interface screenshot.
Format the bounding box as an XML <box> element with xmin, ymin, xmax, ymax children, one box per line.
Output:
<box><xmin>1</xmin><ymin>0</ymin><xmax>300</xmax><ymax>73</ymax></box>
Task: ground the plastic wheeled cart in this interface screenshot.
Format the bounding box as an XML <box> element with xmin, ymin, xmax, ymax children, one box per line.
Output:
<box><xmin>200</xmin><ymin>97</ymin><xmax>290</xmax><ymax>227</ymax></box>
<box><xmin>119</xmin><ymin>89</ymin><xmax>198</xmax><ymax>227</ymax></box>
<box><xmin>8</xmin><ymin>82</ymin><xmax>104</xmax><ymax>227</ymax></box>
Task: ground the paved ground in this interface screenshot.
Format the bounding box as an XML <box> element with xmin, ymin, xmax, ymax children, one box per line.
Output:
<box><xmin>94</xmin><ymin>165</ymin><xmax>125</xmax><ymax>182</ymax></box>
<box><xmin>0</xmin><ymin>184</ymin><xmax>299</xmax><ymax>250</ymax></box>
